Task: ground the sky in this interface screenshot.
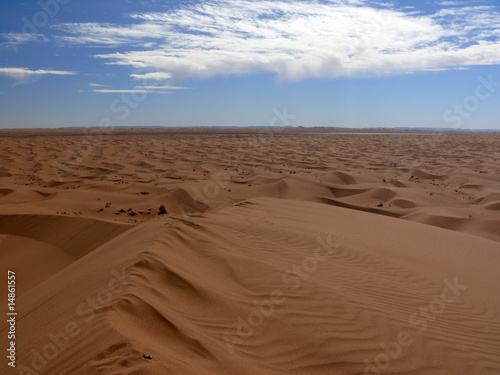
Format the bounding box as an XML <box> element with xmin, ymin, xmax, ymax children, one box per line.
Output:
<box><xmin>0</xmin><ymin>0</ymin><xmax>499</xmax><ymax>129</ymax></box>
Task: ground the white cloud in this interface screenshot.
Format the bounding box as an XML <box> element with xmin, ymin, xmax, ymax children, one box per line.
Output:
<box><xmin>0</xmin><ymin>33</ymin><xmax>48</xmax><ymax>51</ymax></box>
<box><xmin>88</xmin><ymin>83</ymin><xmax>106</xmax><ymax>87</ymax></box>
<box><xmin>58</xmin><ymin>0</ymin><xmax>500</xmax><ymax>81</ymax></box>
<box><xmin>54</xmin><ymin>22</ymin><xmax>169</xmax><ymax>46</ymax></box>
<box><xmin>92</xmin><ymin>89</ymin><xmax>171</xmax><ymax>94</ymax></box>
<box><xmin>130</xmin><ymin>72</ymin><xmax>173</xmax><ymax>81</ymax></box>
<box><xmin>139</xmin><ymin>85</ymin><xmax>188</xmax><ymax>90</ymax></box>
<box><xmin>0</xmin><ymin>67</ymin><xmax>77</xmax><ymax>84</ymax></box>
<box><xmin>437</xmin><ymin>1</ymin><xmax>466</xmax><ymax>6</ymax></box>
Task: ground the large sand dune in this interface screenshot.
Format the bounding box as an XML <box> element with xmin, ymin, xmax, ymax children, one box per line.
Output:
<box><xmin>1</xmin><ymin>131</ymin><xmax>499</xmax><ymax>374</ymax></box>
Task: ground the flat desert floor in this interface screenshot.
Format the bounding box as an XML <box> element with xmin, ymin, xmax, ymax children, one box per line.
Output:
<box><xmin>1</xmin><ymin>130</ymin><xmax>500</xmax><ymax>374</ymax></box>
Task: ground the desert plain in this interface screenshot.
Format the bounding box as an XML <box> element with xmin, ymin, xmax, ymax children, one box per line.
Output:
<box><xmin>1</xmin><ymin>128</ymin><xmax>500</xmax><ymax>375</ymax></box>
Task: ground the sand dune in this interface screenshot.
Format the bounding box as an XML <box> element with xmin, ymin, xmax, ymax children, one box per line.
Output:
<box><xmin>5</xmin><ymin>198</ymin><xmax>500</xmax><ymax>374</ymax></box>
<box><xmin>0</xmin><ymin>215</ymin><xmax>132</xmax><ymax>258</ymax></box>
<box><xmin>1</xmin><ymin>130</ymin><xmax>500</xmax><ymax>374</ymax></box>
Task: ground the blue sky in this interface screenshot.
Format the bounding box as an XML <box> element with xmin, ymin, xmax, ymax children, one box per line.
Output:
<box><xmin>0</xmin><ymin>0</ymin><xmax>499</xmax><ymax>129</ymax></box>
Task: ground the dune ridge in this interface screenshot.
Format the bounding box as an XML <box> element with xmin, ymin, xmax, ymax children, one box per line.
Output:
<box><xmin>4</xmin><ymin>198</ymin><xmax>500</xmax><ymax>374</ymax></box>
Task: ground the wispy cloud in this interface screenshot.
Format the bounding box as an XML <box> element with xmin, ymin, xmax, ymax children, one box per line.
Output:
<box><xmin>88</xmin><ymin>82</ymin><xmax>106</xmax><ymax>87</ymax></box>
<box><xmin>57</xmin><ymin>0</ymin><xmax>500</xmax><ymax>81</ymax></box>
<box><xmin>437</xmin><ymin>1</ymin><xmax>465</xmax><ymax>6</ymax></box>
<box><xmin>0</xmin><ymin>33</ymin><xmax>48</xmax><ymax>51</ymax></box>
<box><xmin>55</xmin><ymin>22</ymin><xmax>166</xmax><ymax>46</ymax></box>
<box><xmin>130</xmin><ymin>72</ymin><xmax>172</xmax><ymax>81</ymax></box>
<box><xmin>0</xmin><ymin>67</ymin><xmax>77</xmax><ymax>84</ymax></box>
<box><xmin>92</xmin><ymin>89</ymin><xmax>171</xmax><ymax>94</ymax></box>
<box><xmin>139</xmin><ymin>85</ymin><xmax>189</xmax><ymax>90</ymax></box>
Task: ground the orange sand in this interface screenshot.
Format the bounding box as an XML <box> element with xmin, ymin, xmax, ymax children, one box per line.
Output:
<box><xmin>1</xmin><ymin>130</ymin><xmax>499</xmax><ymax>374</ymax></box>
